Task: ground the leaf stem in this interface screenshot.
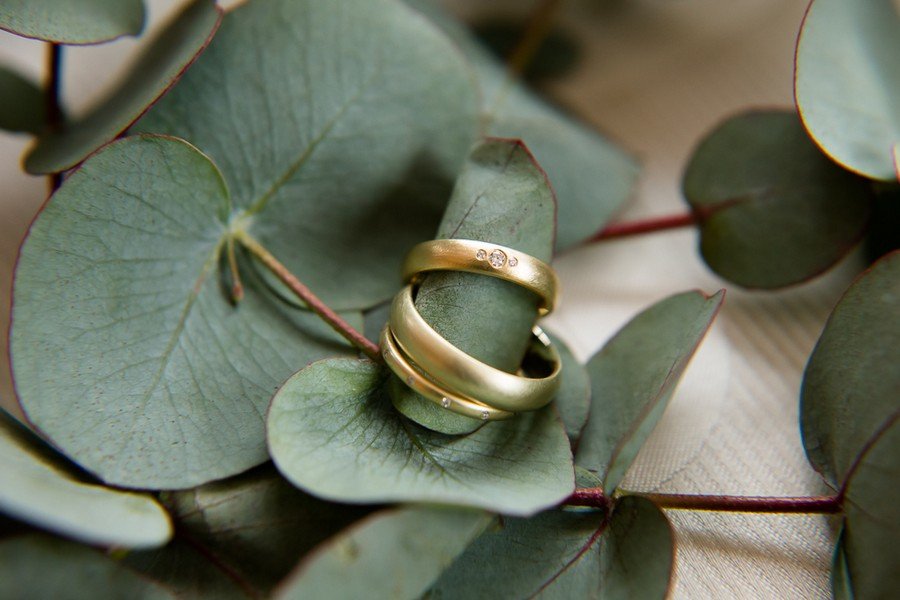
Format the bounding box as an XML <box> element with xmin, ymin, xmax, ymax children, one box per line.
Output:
<box><xmin>226</xmin><ymin>235</ymin><xmax>244</xmax><ymax>304</ymax></box>
<box><xmin>587</xmin><ymin>213</ymin><xmax>698</xmax><ymax>243</ymax></box>
<box><xmin>507</xmin><ymin>0</ymin><xmax>565</xmax><ymax>77</ymax></box>
<box><xmin>565</xmin><ymin>488</ymin><xmax>842</xmax><ymax>514</ymax></box>
<box><xmin>45</xmin><ymin>42</ymin><xmax>63</xmax><ymax>192</ymax></box>
<box><xmin>234</xmin><ymin>231</ymin><xmax>381</xmax><ymax>361</ymax></box>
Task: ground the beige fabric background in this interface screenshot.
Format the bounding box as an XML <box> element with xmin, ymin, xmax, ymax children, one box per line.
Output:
<box><xmin>0</xmin><ymin>0</ymin><xmax>857</xmax><ymax>597</ymax></box>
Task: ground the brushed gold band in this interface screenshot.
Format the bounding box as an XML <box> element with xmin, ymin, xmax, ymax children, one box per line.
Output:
<box><xmin>389</xmin><ymin>284</ymin><xmax>561</xmax><ymax>413</ymax></box>
<box><xmin>380</xmin><ymin>327</ymin><xmax>514</xmax><ymax>421</ymax></box>
<box><xmin>402</xmin><ymin>239</ymin><xmax>559</xmax><ymax>315</ymax></box>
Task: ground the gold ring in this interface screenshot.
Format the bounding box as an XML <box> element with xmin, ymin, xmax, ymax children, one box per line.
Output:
<box><xmin>389</xmin><ymin>285</ymin><xmax>561</xmax><ymax>413</ymax></box>
<box><xmin>402</xmin><ymin>239</ymin><xmax>559</xmax><ymax>315</ymax></box>
<box><xmin>380</xmin><ymin>327</ymin><xmax>514</xmax><ymax>421</ymax></box>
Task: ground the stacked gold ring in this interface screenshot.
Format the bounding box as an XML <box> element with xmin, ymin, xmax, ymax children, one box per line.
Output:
<box><xmin>382</xmin><ymin>238</ymin><xmax>561</xmax><ymax>421</ymax></box>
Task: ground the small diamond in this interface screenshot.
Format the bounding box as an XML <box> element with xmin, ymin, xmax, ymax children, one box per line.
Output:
<box><xmin>475</xmin><ymin>249</ymin><xmax>487</xmax><ymax>260</ymax></box>
<box><xmin>508</xmin><ymin>256</ymin><xmax>518</xmax><ymax>267</ymax></box>
<box><xmin>480</xmin><ymin>410</ymin><xmax>490</xmax><ymax>420</ymax></box>
<box><xmin>488</xmin><ymin>249</ymin><xmax>506</xmax><ymax>268</ymax></box>
<box><xmin>441</xmin><ymin>397</ymin><xmax>451</xmax><ymax>408</ymax></box>
<box><xmin>406</xmin><ymin>376</ymin><xmax>414</xmax><ymax>386</ymax></box>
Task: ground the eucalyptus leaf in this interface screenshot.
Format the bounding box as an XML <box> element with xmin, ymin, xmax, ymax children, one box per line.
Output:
<box><xmin>275</xmin><ymin>506</ymin><xmax>492</xmax><ymax>600</ymax></box>
<box><xmin>126</xmin><ymin>465</ymin><xmax>367</xmax><ymax>598</ymax></box>
<box><xmin>0</xmin><ymin>410</ymin><xmax>171</xmax><ymax>549</ymax></box>
<box><xmin>576</xmin><ymin>290</ymin><xmax>724</xmax><ymax>493</ymax></box>
<box><xmin>390</xmin><ymin>138</ymin><xmax>556</xmax><ymax>434</ymax></box>
<box><xmin>0</xmin><ymin>535</ymin><xmax>173</xmax><ymax>599</ymax></box>
<box><xmin>268</xmin><ymin>358</ymin><xmax>574</xmax><ymax>516</ymax></box>
<box><xmin>0</xmin><ymin>66</ymin><xmax>45</xmax><ymax>134</ymax></box>
<box><xmin>0</xmin><ymin>0</ymin><xmax>144</xmax><ymax>44</ymax></box>
<box><xmin>831</xmin><ymin>531</ymin><xmax>852</xmax><ymax>600</ymax></box>
<box><xmin>838</xmin><ymin>418</ymin><xmax>900</xmax><ymax>599</ymax></box>
<box><xmin>24</xmin><ymin>0</ymin><xmax>222</xmax><ymax>175</ymax></box>
<box><xmin>12</xmin><ymin>135</ymin><xmax>358</xmax><ymax>489</ymax></box>
<box><xmin>134</xmin><ymin>0</ymin><xmax>479</xmax><ymax>311</ymax></box>
<box><xmin>795</xmin><ymin>0</ymin><xmax>900</xmax><ymax>181</ymax></box>
<box><xmin>683</xmin><ymin>110</ymin><xmax>872</xmax><ymax>289</ymax></box>
<box><xmin>598</xmin><ymin>496</ymin><xmax>673</xmax><ymax>600</ymax></box>
<box><xmin>406</xmin><ymin>0</ymin><xmax>638</xmax><ymax>251</ymax></box>
<box><xmin>550</xmin><ymin>332</ymin><xmax>591</xmax><ymax>444</ymax></box>
<box><xmin>426</xmin><ymin>495</ymin><xmax>672</xmax><ymax>599</ymax></box>
<box><xmin>800</xmin><ymin>251</ymin><xmax>900</xmax><ymax>486</ymax></box>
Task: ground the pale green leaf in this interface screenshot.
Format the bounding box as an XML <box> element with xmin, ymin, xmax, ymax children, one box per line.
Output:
<box><xmin>24</xmin><ymin>0</ymin><xmax>222</xmax><ymax>174</ymax></box>
<box><xmin>406</xmin><ymin>0</ymin><xmax>638</xmax><ymax>251</ymax></box>
<box><xmin>550</xmin><ymin>332</ymin><xmax>591</xmax><ymax>444</ymax></box>
<box><xmin>0</xmin><ymin>0</ymin><xmax>144</xmax><ymax>44</ymax></box>
<box><xmin>796</xmin><ymin>0</ymin><xmax>900</xmax><ymax>181</ymax></box>
<box><xmin>276</xmin><ymin>506</ymin><xmax>492</xmax><ymax>600</ymax></box>
<box><xmin>576</xmin><ymin>291</ymin><xmax>724</xmax><ymax>492</ymax></box>
<box><xmin>0</xmin><ymin>535</ymin><xmax>173</xmax><ymax>599</ymax></box>
<box><xmin>126</xmin><ymin>465</ymin><xmax>367</xmax><ymax>598</ymax></box>
<box><xmin>801</xmin><ymin>251</ymin><xmax>900</xmax><ymax>486</ymax></box>
<box><xmin>12</xmin><ymin>135</ymin><xmax>358</xmax><ymax>489</ymax></box>
<box><xmin>268</xmin><ymin>358</ymin><xmax>574</xmax><ymax>516</ymax></box>
<box><xmin>0</xmin><ymin>66</ymin><xmax>45</xmax><ymax>134</ymax></box>
<box><xmin>390</xmin><ymin>139</ymin><xmax>556</xmax><ymax>434</ymax></box>
<box><xmin>134</xmin><ymin>0</ymin><xmax>479</xmax><ymax>311</ymax></box>
<box><xmin>683</xmin><ymin>110</ymin><xmax>872</xmax><ymax>289</ymax></box>
<box><xmin>0</xmin><ymin>410</ymin><xmax>171</xmax><ymax>549</ymax></box>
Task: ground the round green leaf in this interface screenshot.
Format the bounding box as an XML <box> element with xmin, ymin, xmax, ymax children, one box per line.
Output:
<box><xmin>24</xmin><ymin>0</ymin><xmax>222</xmax><ymax>174</ymax></box>
<box><xmin>576</xmin><ymin>290</ymin><xmax>724</xmax><ymax>493</ymax></box>
<box><xmin>0</xmin><ymin>0</ymin><xmax>144</xmax><ymax>44</ymax></box>
<box><xmin>390</xmin><ymin>138</ymin><xmax>556</xmax><ymax>434</ymax></box>
<box><xmin>426</xmin><ymin>496</ymin><xmax>673</xmax><ymax>599</ymax></box>
<box><xmin>0</xmin><ymin>66</ymin><xmax>45</xmax><ymax>134</ymax></box>
<box><xmin>0</xmin><ymin>535</ymin><xmax>173</xmax><ymax>599</ymax></box>
<box><xmin>683</xmin><ymin>110</ymin><xmax>872</xmax><ymax>289</ymax></box>
<box><xmin>12</xmin><ymin>135</ymin><xmax>358</xmax><ymax>489</ymax></box>
<box><xmin>268</xmin><ymin>358</ymin><xmax>575</xmax><ymax>516</ymax></box>
<box><xmin>598</xmin><ymin>496</ymin><xmax>674</xmax><ymax>600</ymax></box>
<box><xmin>404</xmin><ymin>0</ymin><xmax>638</xmax><ymax>251</ymax></box>
<box><xmin>125</xmin><ymin>465</ymin><xmax>367</xmax><ymax>598</ymax></box>
<box><xmin>795</xmin><ymin>0</ymin><xmax>900</xmax><ymax>181</ymax></box>
<box><xmin>838</xmin><ymin>418</ymin><xmax>900</xmax><ymax>598</ymax></box>
<box><xmin>801</xmin><ymin>251</ymin><xmax>900</xmax><ymax>486</ymax></box>
<box><xmin>133</xmin><ymin>0</ymin><xmax>479</xmax><ymax>311</ymax></box>
<box><xmin>0</xmin><ymin>410</ymin><xmax>171</xmax><ymax>549</ymax></box>
<box><xmin>275</xmin><ymin>506</ymin><xmax>492</xmax><ymax>600</ymax></box>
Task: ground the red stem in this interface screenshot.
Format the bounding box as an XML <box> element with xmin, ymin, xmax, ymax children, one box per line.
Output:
<box><xmin>566</xmin><ymin>488</ymin><xmax>842</xmax><ymax>514</ymax></box>
<box><xmin>587</xmin><ymin>213</ymin><xmax>698</xmax><ymax>242</ymax></box>
<box><xmin>235</xmin><ymin>231</ymin><xmax>381</xmax><ymax>361</ymax></box>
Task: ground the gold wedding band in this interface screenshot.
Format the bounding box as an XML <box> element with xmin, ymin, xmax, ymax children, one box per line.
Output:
<box><xmin>380</xmin><ymin>327</ymin><xmax>514</xmax><ymax>421</ymax></box>
<box><xmin>389</xmin><ymin>285</ymin><xmax>561</xmax><ymax>413</ymax></box>
<box><xmin>402</xmin><ymin>239</ymin><xmax>559</xmax><ymax>315</ymax></box>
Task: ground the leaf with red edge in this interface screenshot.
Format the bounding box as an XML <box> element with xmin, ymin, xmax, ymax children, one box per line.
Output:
<box><xmin>0</xmin><ymin>0</ymin><xmax>144</xmax><ymax>45</ymax></box>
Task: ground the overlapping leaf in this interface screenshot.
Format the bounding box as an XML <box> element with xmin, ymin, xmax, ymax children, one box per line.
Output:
<box><xmin>268</xmin><ymin>358</ymin><xmax>574</xmax><ymax>516</ymax></box>
<box><xmin>795</xmin><ymin>0</ymin><xmax>900</xmax><ymax>181</ymax></box>
<box><xmin>134</xmin><ymin>0</ymin><xmax>479</xmax><ymax>311</ymax></box>
<box><xmin>800</xmin><ymin>251</ymin><xmax>899</xmax><ymax>598</ymax></box>
<box><xmin>25</xmin><ymin>0</ymin><xmax>222</xmax><ymax>174</ymax></box>
<box><xmin>406</xmin><ymin>0</ymin><xmax>638</xmax><ymax>251</ymax></box>
<box><xmin>389</xmin><ymin>139</ymin><xmax>556</xmax><ymax>434</ymax></box>
<box><xmin>0</xmin><ymin>0</ymin><xmax>144</xmax><ymax>44</ymax></box>
<box><xmin>576</xmin><ymin>290</ymin><xmax>724</xmax><ymax>492</ymax></box>
<box><xmin>275</xmin><ymin>506</ymin><xmax>492</xmax><ymax>599</ymax></box>
<box><xmin>125</xmin><ymin>465</ymin><xmax>368</xmax><ymax>598</ymax></box>
<box><xmin>427</xmin><ymin>495</ymin><xmax>672</xmax><ymax>599</ymax></box>
<box><xmin>0</xmin><ymin>535</ymin><xmax>172</xmax><ymax>599</ymax></box>
<box><xmin>0</xmin><ymin>66</ymin><xmax>45</xmax><ymax>134</ymax></box>
<box><xmin>550</xmin><ymin>332</ymin><xmax>591</xmax><ymax>444</ymax></box>
<box><xmin>0</xmin><ymin>410</ymin><xmax>171</xmax><ymax>549</ymax></box>
<box><xmin>12</xmin><ymin>135</ymin><xmax>359</xmax><ymax>489</ymax></box>
<box><xmin>683</xmin><ymin>111</ymin><xmax>872</xmax><ymax>289</ymax></box>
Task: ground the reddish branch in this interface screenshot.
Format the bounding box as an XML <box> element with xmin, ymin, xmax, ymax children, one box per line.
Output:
<box><xmin>566</xmin><ymin>488</ymin><xmax>842</xmax><ymax>514</ymax></box>
<box><xmin>587</xmin><ymin>213</ymin><xmax>698</xmax><ymax>242</ymax></box>
<box><xmin>235</xmin><ymin>231</ymin><xmax>381</xmax><ymax>361</ymax></box>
